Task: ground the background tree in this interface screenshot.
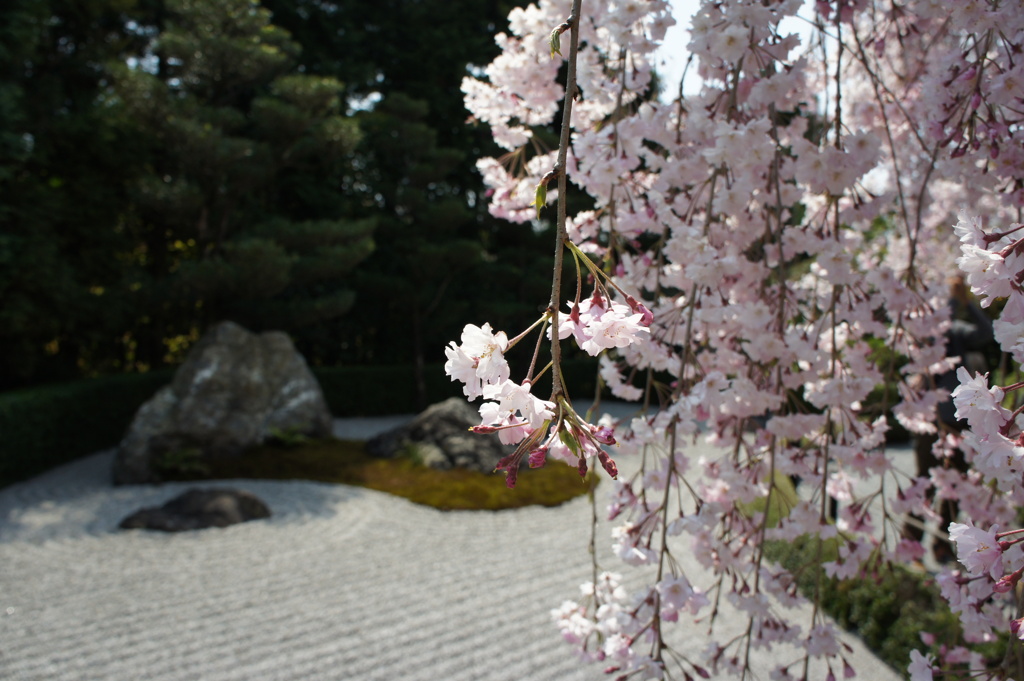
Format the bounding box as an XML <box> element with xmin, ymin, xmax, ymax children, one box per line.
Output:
<box><xmin>0</xmin><ymin>0</ymin><xmax>145</xmax><ymax>388</ymax></box>
<box><xmin>110</xmin><ymin>0</ymin><xmax>374</xmax><ymax>368</ymax></box>
<box><xmin>261</xmin><ymin>0</ymin><xmax>559</xmax><ymax>393</ymax></box>
<box><xmin>0</xmin><ymin>0</ymin><xmax>563</xmax><ymax>392</ymax></box>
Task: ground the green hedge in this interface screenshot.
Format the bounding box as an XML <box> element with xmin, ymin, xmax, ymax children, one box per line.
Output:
<box><xmin>314</xmin><ymin>364</ymin><xmax>460</xmax><ymax>416</ymax></box>
<box><xmin>0</xmin><ymin>370</ymin><xmax>174</xmax><ymax>487</ymax></box>
<box><xmin>316</xmin><ymin>358</ymin><xmax>601</xmax><ymax>417</ymax></box>
<box><xmin>0</xmin><ymin>359</ymin><xmax>604</xmax><ymax>487</ymax></box>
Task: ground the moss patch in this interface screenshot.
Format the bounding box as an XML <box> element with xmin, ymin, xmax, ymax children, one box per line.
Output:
<box><xmin>166</xmin><ymin>437</ymin><xmax>595</xmax><ymax>511</ymax></box>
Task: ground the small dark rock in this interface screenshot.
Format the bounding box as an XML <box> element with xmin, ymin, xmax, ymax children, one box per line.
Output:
<box><xmin>119</xmin><ymin>488</ymin><xmax>271</xmax><ymax>532</ymax></box>
<box><xmin>365</xmin><ymin>397</ymin><xmax>513</xmax><ymax>473</ymax></box>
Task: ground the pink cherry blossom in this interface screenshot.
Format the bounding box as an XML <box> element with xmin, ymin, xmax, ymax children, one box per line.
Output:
<box><xmin>948</xmin><ymin>522</ymin><xmax>1004</xmax><ymax>579</ymax></box>
<box><xmin>453</xmin><ymin>0</ymin><xmax>1024</xmax><ymax>674</ymax></box>
<box><xmin>444</xmin><ymin>323</ymin><xmax>510</xmax><ymax>400</ymax></box>
<box><xmin>951</xmin><ymin>367</ymin><xmax>1009</xmax><ymax>436</ymax></box>
<box><xmin>907</xmin><ymin>650</ymin><xmax>934</xmax><ymax>681</ymax></box>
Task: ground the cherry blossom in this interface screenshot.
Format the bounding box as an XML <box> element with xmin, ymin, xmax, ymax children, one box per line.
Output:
<box><xmin>908</xmin><ymin>650</ymin><xmax>935</xmax><ymax>681</ymax></box>
<box><xmin>451</xmin><ymin>0</ymin><xmax>1024</xmax><ymax>678</ymax></box>
<box><xmin>949</xmin><ymin>522</ymin><xmax>1004</xmax><ymax>580</ymax></box>
<box><xmin>443</xmin><ymin>323</ymin><xmax>510</xmax><ymax>400</ymax></box>
<box><xmin>952</xmin><ymin>368</ymin><xmax>1010</xmax><ymax>435</ymax></box>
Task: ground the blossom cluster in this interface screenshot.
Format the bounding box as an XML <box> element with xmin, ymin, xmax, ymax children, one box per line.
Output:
<box><xmin>457</xmin><ymin>0</ymin><xmax>1024</xmax><ymax>679</ymax></box>
<box><xmin>938</xmin><ymin>212</ymin><xmax>1024</xmax><ymax>655</ymax></box>
<box><xmin>444</xmin><ymin>284</ymin><xmax>650</xmax><ymax>487</ymax></box>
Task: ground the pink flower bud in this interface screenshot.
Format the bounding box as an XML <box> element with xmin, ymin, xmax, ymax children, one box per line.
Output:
<box><xmin>471</xmin><ymin>425</ymin><xmax>500</xmax><ymax>434</ymax></box>
<box><xmin>995</xmin><ymin>565</ymin><xmax>1024</xmax><ymax>592</ymax></box>
<box><xmin>625</xmin><ymin>294</ymin><xmax>655</xmax><ymax>327</ymax></box>
<box><xmin>528</xmin><ymin>446</ymin><xmax>548</xmax><ymax>468</ymax></box>
<box><xmin>495</xmin><ymin>452</ymin><xmax>518</xmax><ymax>472</ymax></box>
<box><xmin>994</xmin><ymin>575</ymin><xmax>1016</xmax><ymax>593</ymax></box>
<box><xmin>598</xmin><ymin>451</ymin><xmax>619</xmax><ymax>479</ymax></box>
<box><xmin>1011</xmin><ymin>617</ymin><xmax>1024</xmax><ymax>640</ymax></box>
<box><xmin>577</xmin><ymin>456</ymin><xmax>589</xmax><ymax>477</ymax></box>
<box><xmin>637</xmin><ymin>303</ymin><xmax>654</xmax><ymax>327</ymax></box>
<box><xmin>591</xmin><ymin>425</ymin><xmax>616</xmax><ymax>445</ymax></box>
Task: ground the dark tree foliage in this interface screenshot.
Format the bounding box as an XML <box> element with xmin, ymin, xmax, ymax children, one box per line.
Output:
<box><xmin>0</xmin><ymin>0</ymin><xmax>146</xmax><ymax>387</ymax></box>
<box><xmin>263</xmin><ymin>0</ymin><xmax>562</xmax><ymax>406</ymax></box>
<box><xmin>111</xmin><ymin>0</ymin><xmax>374</xmax><ymax>361</ymax></box>
<box><xmin>0</xmin><ymin>0</ymin><xmax>564</xmax><ymax>396</ymax></box>
<box><xmin>0</xmin><ymin>0</ymin><xmax>376</xmax><ymax>388</ymax></box>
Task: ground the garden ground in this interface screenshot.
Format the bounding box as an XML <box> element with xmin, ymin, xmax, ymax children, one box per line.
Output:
<box><xmin>0</xmin><ymin>403</ymin><xmax>906</xmax><ymax>681</ymax></box>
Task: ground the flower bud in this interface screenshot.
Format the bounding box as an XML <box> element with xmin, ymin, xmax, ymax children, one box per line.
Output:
<box><xmin>994</xmin><ymin>566</ymin><xmax>1024</xmax><ymax>593</ymax></box>
<box><xmin>994</xmin><ymin>575</ymin><xmax>1016</xmax><ymax>593</ymax></box>
<box><xmin>626</xmin><ymin>294</ymin><xmax>654</xmax><ymax>327</ymax></box>
<box><xmin>591</xmin><ymin>424</ymin><xmax>616</xmax><ymax>445</ymax></box>
<box><xmin>598</xmin><ymin>451</ymin><xmax>618</xmax><ymax>478</ymax></box>
<box><xmin>1012</xmin><ymin>617</ymin><xmax>1024</xmax><ymax>640</ymax></box>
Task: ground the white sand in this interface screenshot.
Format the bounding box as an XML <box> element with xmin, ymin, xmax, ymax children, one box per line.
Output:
<box><xmin>0</xmin><ymin>406</ymin><xmax>903</xmax><ymax>681</ymax></box>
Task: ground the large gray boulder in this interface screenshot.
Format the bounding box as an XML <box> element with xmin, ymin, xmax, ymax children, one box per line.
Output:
<box><xmin>119</xmin><ymin>488</ymin><xmax>271</xmax><ymax>532</ymax></box>
<box><xmin>365</xmin><ymin>397</ymin><xmax>512</xmax><ymax>473</ymax></box>
<box><xmin>113</xmin><ymin>321</ymin><xmax>332</xmax><ymax>484</ymax></box>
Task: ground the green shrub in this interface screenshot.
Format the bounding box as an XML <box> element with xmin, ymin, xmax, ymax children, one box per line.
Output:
<box><xmin>763</xmin><ymin>536</ymin><xmax>969</xmax><ymax>674</ymax></box>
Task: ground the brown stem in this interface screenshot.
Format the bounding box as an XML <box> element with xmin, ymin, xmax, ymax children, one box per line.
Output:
<box><xmin>549</xmin><ymin>0</ymin><xmax>583</xmax><ymax>402</ymax></box>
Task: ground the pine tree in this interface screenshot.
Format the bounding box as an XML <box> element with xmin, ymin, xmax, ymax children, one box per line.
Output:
<box><xmin>111</xmin><ymin>0</ymin><xmax>375</xmax><ymax>364</ymax></box>
<box><xmin>0</xmin><ymin>0</ymin><xmax>146</xmax><ymax>386</ymax></box>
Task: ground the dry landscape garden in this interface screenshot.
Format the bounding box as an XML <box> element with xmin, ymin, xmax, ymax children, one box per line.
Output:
<box><xmin>2</xmin><ymin>1</ymin><xmax>1024</xmax><ymax>680</ymax></box>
